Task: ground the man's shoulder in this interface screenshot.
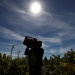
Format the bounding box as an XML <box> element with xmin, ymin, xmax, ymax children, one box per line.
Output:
<box><xmin>40</xmin><ymin>48</ymin><xmax>44</xmax><ymax>52</ymax></box>
<box><xmin>40</xmin><ymin>47</ymin><xmax>44</xmax><ymax>50</ymax></box>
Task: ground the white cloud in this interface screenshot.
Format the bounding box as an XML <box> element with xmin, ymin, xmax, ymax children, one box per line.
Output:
<box><xmin>58</xmin><ymin>29</ymin><xmax>75</xmax><ymax>40</ymax></box>
<box><xmin>44</xmin><ymin>49</ymin><xmax>57</xmax><ymax>54</ymax></box>
<box><xmin>59</xmin><ymin>47</ymin><xmax>70</xmax><ymax>53</ymax></box>
<box><xmin>12</xmin><ymin>54</ymin><xmax>17</xmax><ymax>57</ymax></box>
<box><xmin>0</xmin><ymin>26</ymin><xmax>24</xmax><ymax>41</ymax></box>
<box><xmin>19</xmin><ymin>34</ymin><xmax>62</xmax><ymax>45</ymax></box>
<box><xmin>0</xmin><ymin>51</ymin><xmax>10</xmax><ymax>56</ymax></box>
<box><xmin>37</xmin><ymin>36</ymin><xmax>62</xmax><ymax>44</ymax></box>
<box><xmin>49</xmin><ymin>49</ymin><xmax>57</xmax><ymax>54</ymax></box>
<box><xmin>0</xmin><ymin>50</ymin><xmax>25</xmax><ymax>59</ymax></box>
<box><xmin>44</xmin><ymin>51</ymin><xmax>50</xmax><ymax>53</ymax></box>
<box><xmin>42</xmin><ymin>43</ymin><xmax>49</xmax><ymax>49</ymax></box>
<box><xmin>0</xmin><ymin>0</ymin><xmax>25</xmax><ymax>14</ymax></box>
<box><xmin>59</xmin><ymin>45</ymin><xmax>75</xmax><ymax>53</ymax></box>
<box><xmin>44</xmin><ymin>44</ymin><xmax>75</xmax><ymax>55</ymax></box>
<box><xmin>0</xmin><ymin>42</ymin><xmax>13</xmax><ymax>46</ymax></box>
<box><xmin>0</xmin><ymin>0</ymin><xmax>72</xmax><ymax>30</ymax></box>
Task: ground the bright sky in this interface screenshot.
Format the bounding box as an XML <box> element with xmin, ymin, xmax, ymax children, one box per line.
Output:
<box><xmin>0</xmin><ymin>0</ymin><xmax>75</xmax><ymax>59</ymax></box>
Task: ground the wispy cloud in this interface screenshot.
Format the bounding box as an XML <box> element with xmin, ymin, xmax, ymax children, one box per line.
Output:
<box><xmin>59</xmin><ymin>45</ymin><xmax>75</xmax><ymax>53</ymax></box>
<box><xmin>0</xmin><ymin>26</ymin><xmax>24</xmax><ymax>41</ymax></box>
<box><xmin>0</xmin><ymin>26</ymin><xmax>62</xmax><ymax>45</ymax></box>
<box><xmin>0</xmin><ymin>0</ymin><xmax>73</xmax><ymax>30</ymax></box>
<box><xmin>44</xmin><ymin>49</ymin><xmax>57</xmax><ymax>54</ymax></box>
<box><xmin>42</xmin><ymin>43</ymin><xmax>49</xmax><ymax>49</ymax></box>
<box><xmin>57</xmin><ymin>29</ymin><xmax>75</xmax><ymax>40</ymax></box>
<box><xmin>49</xmin><ymin>49</ymin><xmax>57</xmax><ymax>54</ymax></box>
<box><xmin>44</xmin><ymin>44</ymin><xmax>75</xmax><ymax>55</ymax></box>
<box><xmin>0</xmin><ymin>42</ymin><xmax>13</xmax><ymax>46</ymax></box>
<box><xmin>18</xmin><ymin>33</ymin><xmax>62</xmax><ymax>44</ymax></box>
<box><xmin>0</xmin><ymin>51</ymin><xmax>10</xmax><ymax>56</ymax></box>
<box><xmin>0</xmin><ymin>0</ymin><xmax>25</xmax><ymax>14</ymax></box>
<box><xmin>37</xmin><ymin>35</ymin><xmax>62</xmax><ymax>44</ymax></box>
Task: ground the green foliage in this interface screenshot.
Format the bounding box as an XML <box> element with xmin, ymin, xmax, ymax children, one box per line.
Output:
<box><xmin>0</xmin><ymin>53</ymin><xmax>28</xmax><ymax>75</ymax></box>
<box><xmin>9</xmin><ymin>58</ymin><xmax>27</xmax><ymax>75</ymax></box>
<box><xmin>42</xmin><ymin>49</ymin><xmax>75</xmax><ymax>75</ymax></box>
<box><xmin>0</xmin><ymin>49</ymin><xmax>75</xmax><ymax>75</ymax></box>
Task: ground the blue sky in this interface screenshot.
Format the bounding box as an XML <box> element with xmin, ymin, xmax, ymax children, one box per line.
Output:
<box><xmin>0</xmin><ymin>0</ymin><xmax>75</xmax><ymax>59</ymax></box>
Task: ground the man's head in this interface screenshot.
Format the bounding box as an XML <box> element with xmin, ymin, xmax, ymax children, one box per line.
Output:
<box><xmin>36</xmin><ymin>41</ymin><xmax>42</xmax><ymax>48</ymax></box>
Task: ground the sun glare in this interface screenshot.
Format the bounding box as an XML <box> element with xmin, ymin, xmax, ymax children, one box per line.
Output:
<box><xmin>30</xmin><ymin>2</ymin><xmax>41</xmax><ymax>14</ymax></box>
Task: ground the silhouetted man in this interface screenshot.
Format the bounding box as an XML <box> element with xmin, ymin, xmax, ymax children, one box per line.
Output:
<box><xmin>24</xmin><ymin>41</ymin><xmax>44</xmax><ymax>75</ymax></box>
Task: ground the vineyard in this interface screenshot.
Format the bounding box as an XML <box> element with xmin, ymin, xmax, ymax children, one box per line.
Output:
<box><xmin>0</xmin><ymin>49</ymin><xmax>75</xmax><ymax>75</ymax></box>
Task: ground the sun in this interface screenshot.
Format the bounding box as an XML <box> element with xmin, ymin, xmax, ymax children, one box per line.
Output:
<box><xmin>30</xmin><ymin>2</ymin><xmax>41</xmax><ymax>14</ymax></box>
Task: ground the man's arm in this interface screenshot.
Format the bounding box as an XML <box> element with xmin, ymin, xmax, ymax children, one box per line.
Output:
<box><xmin>41</xmin><ymin>48</ymin><xmax>44</xmax><ymax>57</ymax></box>
<box><xmin>24</xmin><ymin>47</ymin><xmax>30</xmax><ymax>55</ymax></box>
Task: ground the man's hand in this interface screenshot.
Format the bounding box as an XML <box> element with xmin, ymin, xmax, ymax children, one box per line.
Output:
<box><xmin>24</xmin><ymin>46</ymin><xmax>29</xmax><ymax>55</ymax></box>
<box><xmin>26</xmin><ymin>46</ymin><xmax>29</xmax><ymax>50</ymax></box>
